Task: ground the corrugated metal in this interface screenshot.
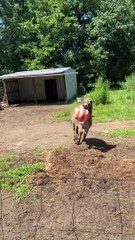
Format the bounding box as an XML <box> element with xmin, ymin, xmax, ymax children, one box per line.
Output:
<box><xmin>35</xmin><ymin>78</ymin><xmax>46</xmax><ymax>100</ymax></box>
<box><xmin>56</xmin><ymin>76</ymin><xmax>66</xmax><ymax>100</ymax></box>
<box><xmin>19</xmin><ymin>78</ymin><xmax>34</xmax><ymax>101</ymax></box>
<box><xmin>19</xmin><ymin>78</ymin><xmax>46</xmax><ymax>101</ymax></box>
<box><xmin>65</xmin><ymin>69</ymin><xmax>77</xmax><ymax>100</ymax></box>
<box><xmin>0</xmin><ymin>67</ymin><xmax>72</xmax><ymax>80</ymax></box>
<box><xmin>5</xmin><ymin>79</ymin><xmax>19</xmax><ymax>103</ymax></box>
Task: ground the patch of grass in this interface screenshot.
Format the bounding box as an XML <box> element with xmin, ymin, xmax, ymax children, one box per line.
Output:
<box><xmin>54</xmin><ymin>101</ymin><xmax>80</xmax><ymax>121</ymax></box>
<box><xmin>53</xmin><ymin>144</ymin><xmax>70</xmax><ymax>150</ymax></box>
<box><xmin>109</xmin><ymin>128</ymin><xmax>135</xmax><ymax>138</ymax></box>
<box><xmin>2</xmin><ymin>162</ymin><xmax>45</xmax><ymax>198</ymax></box>
<box><xmin>0</xmin><ymin>154</ymin><xmax>17</xmax><ymax>173</ymax></box>
<box><xmin>54</xmin><ymin>89</ymin><xmax>135</xmax><ymax>122</ymax></box>
<box><xmin>54</xmin><ymin>110</ymin><xmax>71</xmax><ymax>121</ymax></box>
<box><xmin>33</xmin><ymin>148</ymin><xmax>47</xmax><ymax>157</ymax></box>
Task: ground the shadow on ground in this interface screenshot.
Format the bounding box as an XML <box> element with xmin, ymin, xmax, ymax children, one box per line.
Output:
<box><xmin>85</xmin><ymin>138</ymin><xmax>116</xmax><ymax>152</ymax></box>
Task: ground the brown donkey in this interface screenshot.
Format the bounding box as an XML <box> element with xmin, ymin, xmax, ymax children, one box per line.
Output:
<box><xmin>71</xmin><ymin>99</ymin><xmax>93</xmax><ymax>145</ymax></box>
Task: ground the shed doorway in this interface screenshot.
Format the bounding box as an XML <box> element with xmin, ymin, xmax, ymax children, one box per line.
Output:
<box><xmin>45</xmin><ymin>79</ymin><xmax>58</xmax><ymax>102</ymax></box>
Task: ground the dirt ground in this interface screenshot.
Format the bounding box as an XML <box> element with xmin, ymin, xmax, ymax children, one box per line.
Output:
<box><xmin>0</xmin><ymin>104</ymin><xmax>135</xmax><ymax>240</ymax></box>
<box><xmin>0</xmin><ymin>104</ymin><xmax>135</xmax><ymax>154</ymax></box>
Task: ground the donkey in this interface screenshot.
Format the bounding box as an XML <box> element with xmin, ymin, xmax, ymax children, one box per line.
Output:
<box><xmin>71</xmin><ymin>99</ymin><xmax>93</xmax><ymax>145</ymax></box>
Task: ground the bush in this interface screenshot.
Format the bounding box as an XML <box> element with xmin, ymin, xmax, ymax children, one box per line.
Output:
<box><xmin>123</xmin><ymin>74</ymin><xmax>135</xmax><ymax>103</ymax></box>
<box><xmin>77</xmin><ymin>85</ymin><xmax>86</xmax><ymax>97</ymax></box>
<box><xmin>92</xmin><ymin>76</ymin><xmax>110</xmax><ymax>105</ymax></box>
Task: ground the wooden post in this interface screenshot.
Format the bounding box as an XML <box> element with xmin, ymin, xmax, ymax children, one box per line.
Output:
<box><xmin>3</xmin><ymin>80</ymin><xmax>9</xmax><ymax>106</ymax></box>
<box><xmin>32</xmin><ymin>78</ymin><xmax>37</xmax><ymax>104</ymax></box>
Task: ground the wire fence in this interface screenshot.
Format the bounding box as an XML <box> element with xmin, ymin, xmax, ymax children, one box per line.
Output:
<box><xmin>0</xmin><ymin>176</ymin><xmax>135</xmax><ymax>240</ymax></box>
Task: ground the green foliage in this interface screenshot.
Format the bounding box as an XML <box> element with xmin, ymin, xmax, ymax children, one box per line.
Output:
<box><xmin>122</xmin><ymin>73</ymin><xmax>135</xmax><ymax>103</ymax></box>
<box><xmin>77</xmin><ymin>85</ymin><xmax>86</xmax><ymax>97</ymax></box>
<box><xmin>0</xmin><ymin>154</ymin><xmax>17</xmax><ymax>173</ymax></box>
<box><xmin>87</xmin><ymin>76</ymin><xmax>110</xmax><ymax>105</ymax></box>
<box><xmin>88</xmin><ymin>0</ymin><xmax>135</xmax><ymax>83</ymax></box>
<box><xmin>0</xmin><ymin>0</ymin><xmax>26</xmax><ymax>74</ymax></box>
<box><xmin>2</xmin><ymin>162</ymin><xmax>45</xmax><ymax>198</ymax></box>
<box><xmin>1</xmin><ymin>0</ymin><xmax>135</xmax><ymax>87</ymax></box>
<box><xmin>54</xmin><ymin>89</ymin><xmax>135</xmax><ymax>122</ymax></box>
<box><xmin>124</xmin><ymin>74</ymin><xmax>135</xmax><ymax>91</ymax></box>
<box><xmin>109</xmin><ymin>128</ymin><xmax>135</xmax><ymax>138</ymax></box>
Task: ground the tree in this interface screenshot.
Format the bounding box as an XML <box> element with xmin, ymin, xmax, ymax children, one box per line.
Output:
<box><xmin>1</xmin><ymin>0</ymin><xmax>135</xmax><ymax>87</ymax></box>
<box><xmin>0</xmin><ymin>0</ymin><xmax>28</xmax><ymax>74</ymax></box>
<box><xmin>87</xmin><ymin>0</ymin><xmax>135</xmax><ymax>84</ymax></box>
<box><xmin>18</xmin><ymin>0</ymin><xmax>100</xmax><ymax>82</ymax></box>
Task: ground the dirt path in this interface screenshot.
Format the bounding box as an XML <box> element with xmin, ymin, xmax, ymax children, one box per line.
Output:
<box><xmin>0</xmin><ymin>104</ymin><xmax>135</xmax><ymax>154</ymax></box>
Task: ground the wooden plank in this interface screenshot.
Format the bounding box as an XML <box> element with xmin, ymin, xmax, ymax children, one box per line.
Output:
<box><xmin>32</xmin><ymin>78</ymin><xmax>37</xmax><ymax>104</ymax></box>
<box><xmin>5</xmin><ymin>79</ymin><xmax>18</xmax><ymax>84</ymax></box>
<box><xmin>3</xmin><ymin>81</ymin><xmax>9</xmax><ymax>105</ymax></box>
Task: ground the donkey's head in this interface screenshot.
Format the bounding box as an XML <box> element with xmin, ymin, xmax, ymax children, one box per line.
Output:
<box><xmin>83</xmin><ymin>98</ymin><xmax>93</xmax><ymax>114</ymax></box>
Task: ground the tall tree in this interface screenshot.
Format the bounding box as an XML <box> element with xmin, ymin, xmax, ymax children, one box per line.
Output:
<box><xmin>87</xmin><ymin>0</ymin><xmax>135</xmax><ymax>84</ymax></box>
<box><xmin>0</xmin><ymin>0</ymin><xmax>28</xmax><ymax>74</ymax></box>
<box><xmin>18</xmin><ymin>0</ymin><xmax>100</xmax><ymax>81</ymax></box>
<box><xmin>1</xmin><ymin>0</ymin><xmax>135</xmax><ymax>87</ymax></box>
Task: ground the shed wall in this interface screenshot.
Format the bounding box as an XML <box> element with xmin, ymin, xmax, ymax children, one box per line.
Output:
<box><xmin>56</xmin><ymin>76</ymin><xmax>66</xmax><ymax>100</ymax></box>
<box><xmin>35</xmin><ymin>78</ymin><xmax>46</xmax><ymax>100</ymax></box>
<box><xmin>5</xmin><ymin>79</ymin><xmax>19</xmax><ymax>103</ymax></box>
<box><xmin>65</xmin><ymin>69</ymin><xmax>77</xmax><ymax>100</ymax></box>
<box><xmin>18</xmin><ymin>78</ymin><xmax>46</xmax><ymax>101</ymax></box>
<box><xmin>19</xmin><ymin>76</ymin><xmax>66</xmax><ymax>101</ymax></box>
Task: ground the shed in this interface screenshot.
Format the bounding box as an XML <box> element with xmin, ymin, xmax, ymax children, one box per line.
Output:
<box><xmin>0</xmin><ymin>67</ymin><xmax>77</xmax><ymax>104</ymax></box>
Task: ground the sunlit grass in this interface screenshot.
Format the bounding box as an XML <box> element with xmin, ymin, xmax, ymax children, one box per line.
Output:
<box><xmin>0</xmin><ymin>153</ymin><xmax>45</xmax><ymax>198</ymax></box>
<box><xmin>54</xmin><ymin>90</ymin><xmax>135</xmax><ymax>122</ymax></box>
<box><xmin>0</xmin><ymin>154</ymin><xmax>18</xmax><ymax>172</ymax></box>
<box><xmin>109</xmin><ymin>128</ymin><xmax>135</xmax><ymax>138</ymax></box>
<box><xmin>2</xmin><ymin>162</ymin><xmax>45</xmax><ymax>198</ymax></box>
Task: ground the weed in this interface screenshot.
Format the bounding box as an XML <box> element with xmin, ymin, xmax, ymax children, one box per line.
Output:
<box><xmin>0</xmin><ymin>154</ymin><xmax>17</xmax><ymax>173</ymax></box>
<box><xmin>87</xmin><ymin>76</ymin><xmax>110</xmax><ymax>105</ymax></box>
<box><xmin>122</xmin><ymin>74</ymin><xmax>135</xmax><ymax>103</ymax></box>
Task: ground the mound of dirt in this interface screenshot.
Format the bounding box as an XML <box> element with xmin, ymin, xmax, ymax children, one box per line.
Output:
<box><xmin>32</xmin><ymin>142</ymin><xmax>135</xmax><ymax>185</ymax></box>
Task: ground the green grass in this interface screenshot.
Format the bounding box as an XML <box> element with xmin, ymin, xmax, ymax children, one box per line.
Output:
<box><xmin>122</xmin><ymin>73</ymin><xmax>135</xmax><ymax>103</ymax></box>
<box><xmin>109</xmin><ymin>128</ymin><xmax>135</xmax><ymax>138</ymax></box>
<box><xmin>0</xmin><ymin>154</ymin><xmax>45</xmax><ymax>198</ymax></box>
<box><xmin>32</xmin><ymin>148</ymin><xmax>47</xmax><ymax>156</ymax></box>
<box><xmin>0</xmin><ymin>154</ymin><xmax>17</xmax><ymax>173</ymax></box>
<box><xmin>54</xmin><ymin>101</ymin><xmax>80</xmax><ymax>121</ymax></box>
<box><xmin>2</xmin><ymin>162</ymin><xmax>45</xmax><ymax>198</ymax></box>
<box><xmin>54</xmin><ymin>89</ymin><xmax>135</xmax><ymax>122</ymax></box>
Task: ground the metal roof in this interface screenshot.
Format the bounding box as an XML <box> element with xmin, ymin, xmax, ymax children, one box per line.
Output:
<box><xmin>0</xmin><ymin>67</ymin><xmax>75</xmax><ymax>80</ymax></box>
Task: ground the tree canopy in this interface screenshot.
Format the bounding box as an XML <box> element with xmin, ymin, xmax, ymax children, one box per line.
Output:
<box><xmin>0</xmin><ymin>0</ymin><xmax>135</xmax><ymax>86</ymax></box>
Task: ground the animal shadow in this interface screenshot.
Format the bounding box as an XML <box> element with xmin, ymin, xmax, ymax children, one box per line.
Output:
<box><xmin>85</xmin><ymin>138</ymin><xmax>116</xmax><ymax>152</ymax></box>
